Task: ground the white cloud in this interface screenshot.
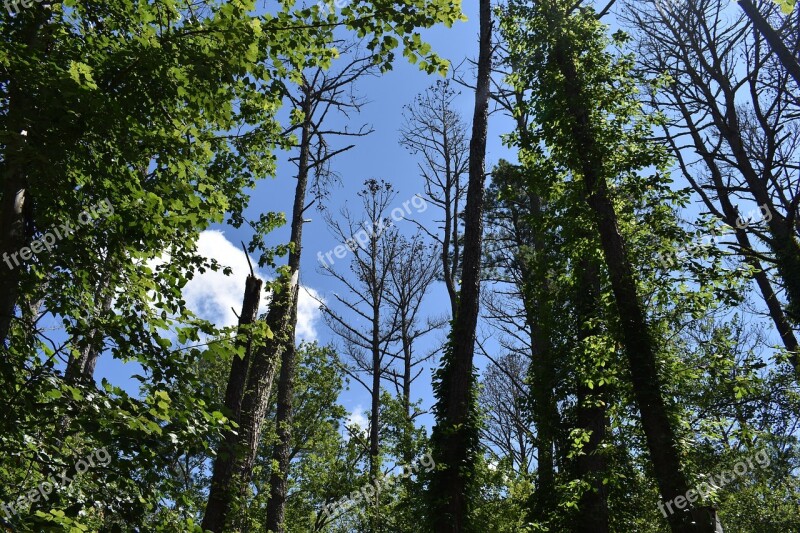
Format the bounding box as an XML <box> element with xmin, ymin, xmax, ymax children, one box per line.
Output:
<box><xmin>297</xmin><ymin>286</ymin><xmax>322</xmax><ymax>342</ymax></box>
<box><xmin>183</xmin><ymin>231</ymin><xmax>252</xmax><ymax>328</ymax></box>
<box><xmin>182</xmin><ymin>230</ymin><xmax>321</xmax><ymax>341</ymax></box>
<box><xmin>346</xmin><ymin>405</ymin><xmax>369</xmax><ymax>433</ymax></box>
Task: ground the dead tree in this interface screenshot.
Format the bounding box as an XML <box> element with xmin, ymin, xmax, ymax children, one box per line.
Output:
<box><xmin>400</xmin><ymin>80</ymin><xmax>470</xmax><ymax>317</ymax></box>
<box><xmin>264</xmin><ymin>43</ymin><xmax>375</xmax><ymax>533</ymax></box>
<box><xmin>625</xmin><ymin>0</ymin><xmax>800</xmax><ymax>374</ymax></box>
<box><xmin>384</xmin><ymin>232</ymin><xmax>444</xmax><ymax>459</ymax></box>
<box><xmin>203</xmin><ymin>42</ymin><xmax>375</xmax><ymax>533</ymax></box>
<box><xmin>478</xmin><ymin>349</ymin><xmax>535</xmax><ymax>475</ymax></box>
<box><xmin>318</xmin><ymin>179</ymin><xmax>402</xmax><ymax>532</ymax></box>
<box><xmin>737</xmin><ymin>0</ymin><xmax>800</xmax><ymax>88</ymax></box>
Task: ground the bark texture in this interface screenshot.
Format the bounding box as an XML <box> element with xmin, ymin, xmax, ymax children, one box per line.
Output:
<box><xmin>429</xmin><ymin>1</ymin><xmax>492</xmax><ymax>530</ymax></box>
<box><xmin>202</xmin><ymin>274</ymin><xmax>264</xmax><ymax>532</ymax></box>
<box><xmin>549</xmin><ymin>6</ymin><xmax>715</xmax><ymax>531</ymax></box>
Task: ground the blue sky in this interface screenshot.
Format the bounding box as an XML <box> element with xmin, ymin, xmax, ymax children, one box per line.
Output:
<box><xmin>95</xmin><ymin>2</ymin><xmax>516</xmax><ymax>437</ymax></box>
<box><xmin>94</xmin><ymin>0</ymin><xmax>784</xmax><ymax>446</ymax></box>
<box><xmin>229</xmin><ymin>1</ymin><xmax>516</xmax><ymax>433</ymax></box>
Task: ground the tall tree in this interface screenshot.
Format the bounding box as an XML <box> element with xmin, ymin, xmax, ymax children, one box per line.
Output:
<box><xmin>428</xmin><ymin>0</ymin><xmax>492</xmax><ymax>530</ymax></box>
<box><xmin>483</xmin><ymin>161</ymin><xmax>564</xmax><ymax>526</ymax></box>
<box><xmin>202</xmin><ymin>268</ymin><xmax>265</xmax><ymax>532</ymax></box>
<box><xmin>263</xmin><ymin>42</ymin><xmax>376</xmax><ymax>533</ymax></box>
<box><xmin>319</xmin><ymin>179</ymin><xmax>402</xmax><ymax>531</ymax></box>
<box><xmin>400</xmin><ymin>80</ymin><xmax>470</xmax><ymax>316</ymax></box>
<box><xmin>503</xmin><ymin>1</ymin><xmax>720</xmax><ymax>530</ymax></box>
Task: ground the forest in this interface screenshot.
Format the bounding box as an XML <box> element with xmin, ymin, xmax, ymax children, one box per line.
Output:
<box><xmin>1</xmin><ymin>0</ymin><xmax>799</xmax><ymax>531</ymax></box>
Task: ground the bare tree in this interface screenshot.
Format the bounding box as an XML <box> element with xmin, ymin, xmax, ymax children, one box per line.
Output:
<box><xmin>264</xmin><ymin>42</ymin><xmax>376</xmax><ymax>533</ymax></box>
<box><xmin>318</xmin><ymin>179</ymin><xmax>401</xmax><ymax>532</ymax></box>
<box><xmin>624</xmin><ymin>0</ymin><xmax>800</xmax><ymax>374</ymax></box>
<box><xmin>384</xmin><ymin>233</ymin><xmax>443</xmax><ymax>420</ymax></box>
<box><xmin>737</xmin><ymin>0</ymin><xmax>800</xmax><ymax>88</ymax></box>
<box><xmin>203</xmin><ymin>41</ymin><xmax>375</xmax><ymax>533</ymax></box>
<box><xmin>400</xmin><ymin>80</ymin><xmax>470</xmax><ymax>317</ymax></box>
<box><xmin>479</xmin><ymin>350</ymin><xmax>535</xmax><ymax>474</ymax></box>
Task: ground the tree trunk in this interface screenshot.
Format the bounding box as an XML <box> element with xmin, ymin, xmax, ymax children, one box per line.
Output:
<box><xmin>574</xmin><ymin>258</ymin><xmax>609</xmax><ymax>533</ymax></box>
<box><xmin>703</xmin><ymin>144</ymin><xmax>799</xmax><ymax>369</ymax></box>
<box><xmin>737</xmin><ymin>0</ymin><xmax>800</xmax><ymax>88</ymax></box>
<box><xmin>0</xmin><ymin>173</ymin><xmax>29</xmax><ymax>346</ymax></box>
<box><xmin>0</xmin><ymin>10</ymin><xmax>49</xmax><ymax>346</ymax></box>
<box><xmin>521</xmin><ymin>195</ymin><xmax>559</xmax><ymax>526</ymax></box>
<box><xmin>263</xmin><ymin>294</ymin><xmax>299</xmax><ymax>533</ymax></box>
<box><xmin>202</xmin><ymin>273</ymin><xmax>263</xmax><ymax>532</ymax></box>
<box><xmin>265</xmin><ymin>98</ymin><xmax>312</xmax><ymax>533</ymax></box>
<box><xmin>713</xmin><ymin>81</ymin><xmax>800</xmax><ymax>326</ymax></box>
<box><xmin>549</xmin><ymin>11</ymin><xmax>712</xmax><ymax>532</ymax></box>
<box><xmin>233</xmin><ymin>275</ymin><xmax>297</xmax><ymax>497</ymax></box>
<box><xmin>366</xmin><ymin>213</ymin><xmax>382</xmax><ymax>533</ymax></box>
<box><xmin>429</xmin><ymin>1</ymin><xmax>491</xmax><ymax>530</ymax></box>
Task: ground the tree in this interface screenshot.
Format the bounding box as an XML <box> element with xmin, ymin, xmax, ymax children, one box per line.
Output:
<box><xmin>478</xmin><ymin>351</ymin><xmax>535</xmax><ymax>475</ymax></box>
<box><xmin>319</xmin><ymin>179</ymin><xmax>402</xmax><ymax>531</ymax></box>
<box><xmin>502</xmin><ymin>0</ymin><xmax>720</xmax><ymax>530</ymax></box>
<box><xmin>625</xmin><ymin>0</ymin><xmax>800</xmax><ymax>373</ymax></box>
<box><xmin>384</xmin><ymin>233</ymin><xmax>443</xmax><ymax>443</ymax></box>
<box><xmin>427</xmin><ymin>0</ymin><xmax>492</xmax><ymax>529</ymax></box>
<box><xmin>400</xmin><ymin>80</ymin><xmax>470</xmax><ymax>316</ymax></box>
<box><xmin>263</xmin><ymin>41</ymin><xmax>376</xmax><ymax>533</ymax></box>
<box><xmin>0</xmin><ymin>0</ymin><xmax>464</xmax><ymax>530</ymax></box>
<box><xmin>737</xmin><ymin>0</ymin><xmax>800</xmax><ymax>88</ymax></box>
<box><xmin>482</xmin><ymin>160</ymin><xmax>565</xmax><ymax>526</ymax></box>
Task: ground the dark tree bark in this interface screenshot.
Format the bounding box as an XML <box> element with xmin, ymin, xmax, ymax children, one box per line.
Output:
<box><xmin>574</xmin><ymin>258</ymin><xmax>609</xmax><ymax>533</ymax></box>
<box><xmin>549</xmin><ymin>9</ymin><xmax>715</xmax><ymax>531</ymax></box>
<box><xmin>202</xmin><ymin>272</ymin><xmax>264</xmax><ymax>532</ymax></box>
<box><xmin>737</xmin><ymin>0</ymin><xmax>800</xmax><ymax>88</ymax></box>
<box><xmin>0</xmin><ymin>10</ymin><xmax>50</xmax><ymax>347</ymax></box>
<box><xmin>428</xmin><ymin>1</ymin><xmax>492</xmax><ymax>530</ymax></box>
<box><xmin>235</xmin><ymin>275</ymin><xmax>297</xmax><ymax>491</ymax></box>
<box><xmin>0</xmin><ymin>172</ymin><xmax>29</xmax><ymax>346</ymax></box>
<box><xmin>264</xmin><ymin>292</ymin><xmax>300</xmax><ymax>533</ymax></box>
